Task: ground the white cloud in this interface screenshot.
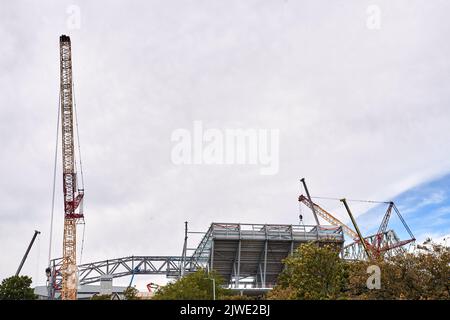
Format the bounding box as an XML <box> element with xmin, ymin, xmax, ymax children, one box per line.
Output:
<box><xmin>400</xmin><ymin>190</ymin><xmax>447</xmax><ymax>214</ymax></box>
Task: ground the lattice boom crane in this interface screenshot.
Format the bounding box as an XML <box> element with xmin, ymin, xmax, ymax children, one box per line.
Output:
<box><xmin>298</xmin><ymin>194</ymin><xmax>359</xmax><ymax>240</ymax></box>
<box><xmin>59</xmin><ymin>35</ymin><xmax>84</xmax><ymax>300</ymax></box>
<box><xmin>298</xmin><ymin>179</ymin><xmax>415</xmax><ymax>261</ymax></box>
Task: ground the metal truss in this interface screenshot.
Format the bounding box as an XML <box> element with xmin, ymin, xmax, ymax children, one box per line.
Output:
<box><xmin>189</xmin><ymin>223</ymin><xmax>344</xmax><ymax>288</ymax></box>
<box><xmin>341</xmin><ymin>229</ymin><xmax>409</xmax><ymax>260</ymax></box>
<box><xmin>49</xmin><ymin>255</ymin><xmax>203</xmax><ymax>291</ymax></box>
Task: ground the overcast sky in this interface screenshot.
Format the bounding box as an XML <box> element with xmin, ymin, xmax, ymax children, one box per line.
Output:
<box><xmin>1</xmin><ymin>0</ymin><xmax>450</xmax><ymax>290</ymax></box>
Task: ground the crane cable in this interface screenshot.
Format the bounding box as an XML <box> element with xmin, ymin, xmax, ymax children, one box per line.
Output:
<box><xmin>393</xmin><ymin>204</ymin><xmax>415</xmax><ymax>240</ymax></box>
<box><xmin>72</xmin><ymin>81</ymin><xmax>84</xmax><ymax>190</ymax></box>
<box><xmin>311</xmin><ymin>196</ymin><xmax>415</xmax><ymax>241</ymax></box>
<box><xmin>298</xmin><ymin>200</ymin><xmax>304</xmax><ymax>225</ymax></box>
<box><xmin>79</xmin><ymin>223</ymin><xmax>86</xmax><ymax>265</ymax></box>
<box><xmin>73</xmin><ymin>81</ymin><xmax>86</xmax><ymax>264</ymax></box>
<box><xmin>35</xmin><ymin>233</ymin><xmax>41</xmax><ymax>284</ymax></box>
<box><xmin>311</xmin><ymin>196</ymin><xmax>390</xmax><ymax>204</ymax></box>
<box><xmin>48</xmin><ymin>91</ymin><xmax>60</xmax><ymax>268</ymax></box>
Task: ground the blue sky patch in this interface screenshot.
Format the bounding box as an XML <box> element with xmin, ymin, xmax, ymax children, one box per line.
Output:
<box><xmin>357</xmin><ymin>173</ymin><xmax>450</xmax><ymax>244</ymax></box>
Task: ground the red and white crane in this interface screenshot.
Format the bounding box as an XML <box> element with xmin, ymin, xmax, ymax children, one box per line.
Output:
<box><xmin>59</xmin><ymin>35</ymin><xmax>85</xmax><ymax>300</ymax></box>
<box><xmin>299</xmin><ymin>178</ymin><xmax>415</xmax><ymax>260</ymax></box>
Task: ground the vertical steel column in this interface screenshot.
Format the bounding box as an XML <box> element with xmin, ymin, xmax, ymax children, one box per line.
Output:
<box><xmin>290</xmin><ymin>225</ymin><xmax>294</xmax><ymax>255</ymax></box>
<box><xmin>232</xmin><ymin>263</ymin><xmax>236</xmax><ymax>286</ymax></box>
<box><xmin>263</xmin><ymin>240</ymin><xmax>268</xmax><ymax>288</ymax></box>
<box><xmin>181</xmin><ymin>221</ymin><xmax>188</xmax><ymax>277</ymax></box>
<box><xmin>47</xmin><ymin>260</ymin><xmax>56</xmax><ymax>300</ymax></box>
<box><xmin>236</xmin><ymin>225</ymin><xmax>241</xmax><ymax>288</ymax></box>
<box><xmin>210</xmin><ymin>239</ymin><xmax>214</xmax><ymax>272</ymax></box>
<box><xmin>258</xmin><ymin>265</ymin><xmax>263</xmax><ymax>287</ymax></box>
<box><xmin>236</xmin><ymin>240</ymin><xmax>241</xmax><ymax>288</ymax></box>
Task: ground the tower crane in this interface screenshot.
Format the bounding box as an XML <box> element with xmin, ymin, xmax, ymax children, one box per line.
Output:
<box><xmin>59</xmin><ymin>35</ymin><xmax>85</xmax><ymax>300</ymax></box>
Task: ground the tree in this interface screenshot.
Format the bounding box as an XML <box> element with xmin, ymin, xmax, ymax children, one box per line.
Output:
<box><xmin>346</xmin><ymin>241</ymin><xmax>450</xmax><ymax>300</ymax></box>
<box><xmin>267</xmin><ymin>239</ymin><xmax>449</xmax><ymax>300</ymax></box>
<box><xmin>152</xmin><ymin>269</ymin><xmax>231</xmax><ymax>300</ymax></box>
<box><xmin>0</xmin><ymin>275</ymin><xmax>37</xmax><ymax>300</ymax></box>
<box><xmin>267</xmin><ymin>243</ymin><xmax>348</xmax><ymax>300</ymax></box>
<box><xmin>91</xmin><ymin>294</ymin><xmax>112</xmax><ymax>300</ymax></box>
<box><xmin>123</xmin><ymin>286</ymin><xmax>140</xmax><ymax>300</ymax></box>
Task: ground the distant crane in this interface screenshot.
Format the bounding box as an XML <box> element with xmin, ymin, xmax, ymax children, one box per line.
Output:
<box><xmin>298</xmin><ymin>194</ymin><xmax>360</xmax><ymax>240</ymax></box>
<box><xmin>146</xmin><ymin>282</ymin><xmax>161</xmax><ymax>293</ymax></box>
<box><xmin>299</xmin><ymin>178</ymin><xmax>415</xmax><ymax>260</ymax></box>
<box><xmin>16</xmin><ymin>230</ymin><xmax>40</xmax><ymax>276</ymax></box>
<box><xmin>59</xmin><ymin>35</ymin><xmax>85</xmax><ymax>300</ymax></box>
<box><xmin>340</xmin><ymin>199</ymin><xmax>415</xmax><ymax>260</ymax></box>
<box><xmin>128</xmin><ymin>267</ymin><xmax>140</xmax><ymax>288</ymax></box>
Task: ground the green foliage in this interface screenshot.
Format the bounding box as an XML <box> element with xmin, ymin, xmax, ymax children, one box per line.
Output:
<box><xmin>265</xmin><ymin>286</ymin><xmax>297</xmax><ymax>300</ymax></box>
<box><xmin>267</xmin><ymin>243</ymin><xmax>347</xmax><ymax>300</ymax></box>
<box><xmin>91</xmin><ymin>294</ymin><xmax>112</xmax><ymax>300</ymax></box>
<box><xmin>0</xmin><ymin>275</ymin><xmax>37</xmax><ymax>300</ymax></box>
<box><xmin>152</xmin><ymin>269</ymin><xmax>231</xmax><ymax>300</ymax></box>
<box><xmin>346</xmin><ymin>242</ymin><xmax>450</xmax><ymax>300</ymax></box>
<box><xmin>267</xmin><ymin>240</ymin><xmax>450</xmax><ymax>300</ymax></box>
<box><xmin>123</xmin><ymin>286</ymin><xmax>140</xmax><ymax>300</ymax></box>
<box><xmin>222</xmin><ymin>294</ymin><xmax>259</xmax><ymax>300</ymax></box>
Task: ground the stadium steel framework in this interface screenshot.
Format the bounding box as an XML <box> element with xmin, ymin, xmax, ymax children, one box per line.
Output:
<box><xmin>48</xmin><ymin>222</ymin><xmax>344</xmax><ymax>296</ymax></box>
<box><xmin>190</xmin><ymin>223</ymin><xmax>343</xmax><ymax>288</ymax></box>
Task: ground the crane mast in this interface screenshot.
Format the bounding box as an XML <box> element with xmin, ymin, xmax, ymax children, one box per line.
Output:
<box><xmin>59</xmin><ymin>35</ymin><xmax>84</xmax><ymax>300</ymax></box>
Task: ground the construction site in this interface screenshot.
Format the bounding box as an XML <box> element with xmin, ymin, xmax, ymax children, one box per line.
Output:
<box><xmin>13</xmin><ymin>35</ymin><xmax>419</xmax><ymax>300</ymax></box>
<box><xmin>35</xmin><ymin>35</ymin><xmax>420</xmax><ymax>299</ymax></box>
<box><xmin>1</xmin><ymin>0</ymin><xmax>449</xmax><ymax>312</ymax></box>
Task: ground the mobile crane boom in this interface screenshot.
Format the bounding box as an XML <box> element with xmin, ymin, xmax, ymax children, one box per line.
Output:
<box><xmin>16</xmin><ymin>230</ymin><xmax>40</xmax><ymax>276</ymax></box>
